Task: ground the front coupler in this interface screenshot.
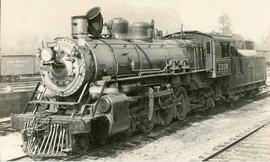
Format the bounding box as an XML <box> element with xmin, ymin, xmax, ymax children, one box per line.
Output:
<box><xmin>11</xmin><ymin>113</ymin><xmax>91</xmax><ymax>158</ymax></box>
<box><xmin>11</xmin><ymin>93</ymin><xmax>131</xmax><ymax>158</ymax></box>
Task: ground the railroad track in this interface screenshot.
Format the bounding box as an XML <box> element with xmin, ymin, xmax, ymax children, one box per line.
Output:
<box><xmin>5</xmin><ymin>88</ymin><xmax>270</xmax><ymax>161</ymax></box>
<box><xmin>64</xmin><ymin>90</ymin><xmax>270</xmax><ymax>161</ymax></box>
<box><xmin>7</xmin><ymin>155</ymin><xmax>30</xmax><ymax>161</ymax></box>
<box><xmin>0</xmin><ymin>119</ymin><xmax>11</xmax><ymax>126</ymax></box>
<box><xmin>0</xmin><ymin>119</ymin><xmax>17</xmax><ymax>136</ymax></box>
<box><xmin>6</xmin><ymin>117</ymin><xmax>189</xmax><ymax>161</ymax></box>
<box><xmin>0</xmin><ymin>81</ymin><xmax>39</xmax><ymax>92</ymax></box>
<box><xmin>63</xmin><ymin>119</ymin><xmax>189</xmax><ymax>161</ymax></box>
<box><xmin>0</xmin><ymin>81</ymin><xmax>39</xmax><ymax>87</ymax></box>
<box><xmin>200</xmin><ymin>120</ymin><xmax>270</xmax><ymax>161</ymax></box>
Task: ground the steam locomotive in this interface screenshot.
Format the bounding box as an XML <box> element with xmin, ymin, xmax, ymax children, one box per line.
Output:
<box><xmin>11</xmin><ymin>7</ymin><xmax>266</xmax><ymax>158</ymax></box>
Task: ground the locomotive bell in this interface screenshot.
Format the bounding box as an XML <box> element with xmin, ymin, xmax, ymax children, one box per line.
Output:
<box><xmin>86</xmin><ymin>7</ymin><xmax>103</xmax><ymax>38</ymax></box>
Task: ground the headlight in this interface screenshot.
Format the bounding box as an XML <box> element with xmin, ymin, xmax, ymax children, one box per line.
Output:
<box><xmin>41</xmin><ymin>48</ymin><xmax>53</xmax><ymax>62</ymax></box>
<box><xmin>97</xmin><ymin>97</ymin><xmax>111</xmax><ymax>113</ymax></box>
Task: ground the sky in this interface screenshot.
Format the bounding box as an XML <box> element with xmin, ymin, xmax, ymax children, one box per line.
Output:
<box><xmin>1</xmin><ymin>0</ymin><xmax>270</xmax><ymax>53</ymax></box>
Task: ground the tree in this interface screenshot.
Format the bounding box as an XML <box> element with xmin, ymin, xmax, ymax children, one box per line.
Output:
<box><xmin>258</xmin><ymin>26</ymin><xmax>270</xmax><ymax>50</ymax></box>
<box><xmin>218</xmin><ymin>13</ymin><xmax>233</xmax><ymax>35</ymax></box>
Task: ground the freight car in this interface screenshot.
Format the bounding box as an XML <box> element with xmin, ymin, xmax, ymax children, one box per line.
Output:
<box><xmin>257</xmin><ymin>50</ymin><xmax>270</xmax><ymax>65</ymax></box>
<box><xmin>11</xmin><ymin>7</ymin><xmax>266</xmax><ymax>158</ymax></box>
<box><xmin>0</xmin><ymin>54</ymin><xmax>40</xmax><ymax>82</ymax></box>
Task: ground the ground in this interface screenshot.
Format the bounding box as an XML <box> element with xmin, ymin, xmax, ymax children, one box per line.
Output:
<box><xmin>0</xmin><ymin>132</ymin><xmax>24</xmax><ymax>160</ymax></box>
<box><xmin>1</xmin><ymin>87</ymin><xmax>270</xmax><ymax>161</ymax></box>
<box><xmin>95</xmin><ymin>95</ymin><xmax>270</xmax><ymax>161</ymax></box>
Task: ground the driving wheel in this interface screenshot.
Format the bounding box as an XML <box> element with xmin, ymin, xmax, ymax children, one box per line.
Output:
<box><xmin>174</xmin><ymin>86</ymin><xmax>190</xmax><ymax>121</ymax></box>
<box><xmin>140</xmin><ymin>111</ymin><xmax>156</xmax><ymax>133</ymax></box>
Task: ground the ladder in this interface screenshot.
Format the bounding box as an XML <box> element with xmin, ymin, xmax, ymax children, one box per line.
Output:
<box><xmin>22</xmin><ymin>81</ymin><xmax>47</xmax><ymax>114</ymax></box>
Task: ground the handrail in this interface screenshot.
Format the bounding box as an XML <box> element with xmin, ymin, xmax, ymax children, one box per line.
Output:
<box><xmin>92</xmin><ymin>81</ymin><xmax>106</xmax><ymax>118</ymax></box>
<box><xmin>29</xmin><ymin>82</ymin><xmax>89</xmax><ymax>106</ymax></box>
<box><xmin>33</xmin><ymin>86</ymin><xmax>47</xmax><ymax>114</ymax></box>
<box><xmin>23</xmin><ymin>81</ymin><xmax>41</xmax><ymax>113</ymax></box>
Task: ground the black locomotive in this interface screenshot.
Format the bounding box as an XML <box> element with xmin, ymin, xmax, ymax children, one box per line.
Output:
<box><xmin>11</xmin><ymin>7</ymin><xmax>266</xmax><ymax>158</ymax></box>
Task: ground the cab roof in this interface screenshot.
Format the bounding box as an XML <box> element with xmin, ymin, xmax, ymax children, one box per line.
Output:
<box><xmin>165</xmin><ymin>31</ymin><xmax>236</xmax><ymax>43</ymax></box>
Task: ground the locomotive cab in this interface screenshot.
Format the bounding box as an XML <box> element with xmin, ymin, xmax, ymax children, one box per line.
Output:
<box><xmin>210</xmin><ymin>33</ymin><xmax>233</xmax><ymax>77</ymax></box>
<box><xmin>166</xmin><ymin>31</ymin><xmax>233</xmax><ymax>78</ymax></box>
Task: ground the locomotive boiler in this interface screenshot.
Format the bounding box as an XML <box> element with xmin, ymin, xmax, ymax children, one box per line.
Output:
<box><xmin>11</xmin><ymin>7</ymin><xmax>266</xmax><ymax>158</ymax></box>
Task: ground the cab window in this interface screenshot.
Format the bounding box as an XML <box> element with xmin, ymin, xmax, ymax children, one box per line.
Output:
<box><xmin>206</xmin><ymin>42</ymin><xmax>211</xmax><ymax>54</ymax></box>
<box><xmin>220</xmin><ymin>43</ymin><xmax>230</xmax><ymax>57</ymax></box>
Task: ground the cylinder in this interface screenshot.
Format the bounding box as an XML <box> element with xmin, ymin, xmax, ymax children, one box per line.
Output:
<box><xmin>71</xmin><ymin>16</ymin><xmax>89</xmax><ymax>38</ymax></box>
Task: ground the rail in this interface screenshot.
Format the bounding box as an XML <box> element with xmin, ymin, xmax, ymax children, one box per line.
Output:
<box><xmin>201</xmin><ymin>120</ymin><xmax>270</xmax><ymax>161</ymax></box>
<box><xmin>4</xmin><ymin>88</ymin><xmax>270</xmax><ymax>161</ymax></box>
<box><xmin>7</xmin><ymin>155</ymin><xmax>29</xmax><ymax>161</ymax></box>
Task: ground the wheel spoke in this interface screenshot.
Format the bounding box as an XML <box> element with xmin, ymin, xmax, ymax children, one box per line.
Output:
<box><xmin>157</xmin><ymin>106</ymin><xmax>175</xmax><ymax>126</ymax></box>
<box><xmin>174</xmin><ymin>86</ymin><xmax>190</xmax><ymax>121</ymax></box>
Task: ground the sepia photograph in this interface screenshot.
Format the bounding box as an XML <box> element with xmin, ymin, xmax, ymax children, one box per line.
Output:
<box><xmin>0</xmin><ymin>0</ymin><xmax>270</xmax><ymax>161</ymax></box>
